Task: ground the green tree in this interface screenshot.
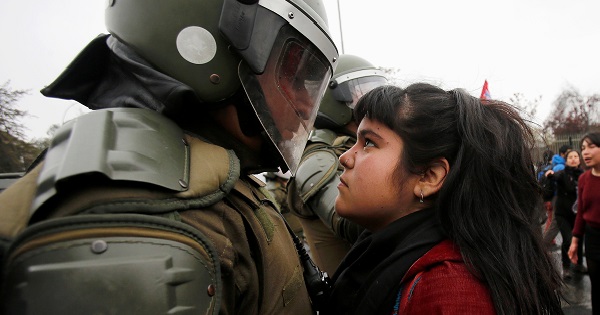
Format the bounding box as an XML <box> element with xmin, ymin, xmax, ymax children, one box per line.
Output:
<box><xmin>0</xmin><ymin>81</ymin><xmax>42</xmax><ymax>172</ymax></box>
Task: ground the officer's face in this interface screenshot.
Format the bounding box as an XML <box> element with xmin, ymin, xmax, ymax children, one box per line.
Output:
<box><xmin>258</xmin><ymin>42</ymin><xmax>320</xmax><ymax>141</ymax></box>
<box><xmin>260</xmin><ymin>80</ymin><xmax>307</xmax><ymax>141</ymax></box>
<box><xmin>241</xmin><ymin>29</ymin><xmax>331</xmax><ymax>174</ymax></box>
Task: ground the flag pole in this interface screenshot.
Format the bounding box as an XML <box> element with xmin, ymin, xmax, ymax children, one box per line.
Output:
<box><xmin>336</xmin><ymin>0</ymin><xmax>345</xmax><ymax>54</ymax></box>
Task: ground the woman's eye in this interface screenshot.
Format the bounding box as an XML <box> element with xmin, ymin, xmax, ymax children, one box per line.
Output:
<box><xmin>364</xmin><ymin>139</ymin><xmax>375</xmax><ymax>148</ymax></box>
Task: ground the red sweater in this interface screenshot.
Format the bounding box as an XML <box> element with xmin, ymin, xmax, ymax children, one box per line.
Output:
<box><xmin>573</xmin><ymin>170</ymin><xmax>600</xmax><ymax>237</ymax></box>
<box><xmin>394</xmin><ymin>240</ymin><xmax>496</xmax><ymax>314</ymax></box>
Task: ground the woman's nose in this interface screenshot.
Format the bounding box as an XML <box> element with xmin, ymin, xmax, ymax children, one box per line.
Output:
<box><xmin>339</xmin><ymin>150</ymin><xmax>355</xmax><ymax>168</ymax></box>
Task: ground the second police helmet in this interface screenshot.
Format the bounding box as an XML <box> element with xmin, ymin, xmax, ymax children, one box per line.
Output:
<box><xmin>105</xmin><ymin>0</ymin><xmax>339</xmax><ymax>174</ymax></box>
<box><xmin>315</xmin><ymin>54</ymin><xmax>387</xmax><ymax>129</ymax></box>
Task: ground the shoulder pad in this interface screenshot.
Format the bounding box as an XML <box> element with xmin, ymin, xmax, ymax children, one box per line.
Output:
<box><xmin>176</xmin><ymin>135</ymin><xmax>240</xmax><ymax>201</ymax></box>
<box><xmin>33</xmin><ymin>108</ymin><xmax>189</xmax><ymax>211</ymax></box>
<box><xmin>31</xmin><ymin>108</ymin><xmax>241</xmax><ymax>217</ymax></box>
<box><xmin>332</xmin><ymin>135</ymin><xmax>355</xmax><ymax>148</ymax></box>
<box><xmin>294</xmin><ymin>149</ymin><xmax>339</xmax><ymax>202</ymax></box>
<box><xmin>308</xmin><ymin>129</ymin><xmax>337</xmax><ymax>145</ymax></box>
<box><xmin>2</xmin><ymin>214</ymin><xmax>221</xmax><ymax>314</ymax></box>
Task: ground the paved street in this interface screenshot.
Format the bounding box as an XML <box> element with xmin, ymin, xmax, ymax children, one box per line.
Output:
<box><xmin>561</xmin><ymin>265</ymin><xmax>592</xmax><ymax>314</ymax></box>
<box><xmin>550</xmin><ymin>233</ymin><xmax>593</xmax><ymax>314</ymax></box>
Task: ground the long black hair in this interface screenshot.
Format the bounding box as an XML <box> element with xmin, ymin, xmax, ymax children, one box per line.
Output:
<box><xmin>354</xmin><ymin>84</ymin><xmax>563</xmax><ymax>314</ymax></box>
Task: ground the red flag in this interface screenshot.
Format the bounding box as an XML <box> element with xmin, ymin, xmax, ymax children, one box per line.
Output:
<box><xmin>480</xmin><ymin>80</ymin><xmax>491</xmax><ymax>100</ymax></box>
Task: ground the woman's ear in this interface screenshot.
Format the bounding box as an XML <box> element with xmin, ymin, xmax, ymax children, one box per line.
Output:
<box><xmin>413</xmin><ymin>158</ymin><xmax>449</xmax><ymax>199</ymax></box>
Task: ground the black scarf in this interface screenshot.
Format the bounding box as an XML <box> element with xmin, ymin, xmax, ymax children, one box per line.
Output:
<box><xmin>322</xmin><ymin>207</ymin><xmax>446</xmax><ymax>315</ymax></box>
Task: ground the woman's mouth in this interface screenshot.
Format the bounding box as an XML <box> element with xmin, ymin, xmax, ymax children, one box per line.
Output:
<box><xmin>339</xmin><ymin>177</ymin><xmax>348</xmax><ymax>188</ymax></box>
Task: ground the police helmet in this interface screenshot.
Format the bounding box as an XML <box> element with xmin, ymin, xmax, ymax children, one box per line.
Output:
<box><xmin>315</xmin><ymin>54</ymin><xmax>387</xmax><ymax>129</ymax></box>
<box><xmin>105</xmin><ymin>0</ymin><xmax>338</xmax><ymax>174</ymax></box>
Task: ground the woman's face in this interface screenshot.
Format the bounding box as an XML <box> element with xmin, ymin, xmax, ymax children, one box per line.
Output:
<box><xmin>566</xmin><ymin>150</ymin><xmax>581</xmax><ymax>168</ymax></box>
<box><xmin>582</xmin><ymin>139</ymin><xmax>600</xmax><ymax>169</ymax></box>
<box><xmin>336</xmin><ymin>117</ymin><xmax>421</xmax><ymax>232</ymax></box>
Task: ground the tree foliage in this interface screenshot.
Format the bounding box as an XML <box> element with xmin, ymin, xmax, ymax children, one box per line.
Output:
<box><xmin>0</xmin><ymin>132</ymin><xmax>42</xmax><ymax>173</ymax></box>
<box><xmin>0</xmin><ymin>81</ymin><xmax>28</xmax><ymax>141</ymax></box>
<box><xmin>509</xmin><ymin>92</ymin><xmax>555</xmax><ymax>149</ymax></box>
<box><xmin>380</xmin><ymin>67</ymin><xmax>402</xmax><ymax>86</ymax></box>
<box><xmin>0</xmin><ymin>81</ymin><xmax>44</xmax><ymax>172</ymax></box>
<box><xmin>509</xmin><ymin>92</ymin><xmax>541</xmax><ymax>122</ymax></box>
<box><xmin>543</xmin><ymin>87</ymin><xmax>600</xmax><ymax>135</ymax></box>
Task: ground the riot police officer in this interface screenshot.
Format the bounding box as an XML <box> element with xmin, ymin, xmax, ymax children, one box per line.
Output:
<box><xmin>0</xmin><ymin>0</ymin><xmax>337</xmax><ymax>314</ymax></box>
<box><xmin>287</xmin><ymin>54</ymin><xmax>387</xmax><ymax>275</ymax></box>
<box><xmin>264</xmin><ymin>170</ymin><xmax>305</xmax><ymax>241</ymax></box>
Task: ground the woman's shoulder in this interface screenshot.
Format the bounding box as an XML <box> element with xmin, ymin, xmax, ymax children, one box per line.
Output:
<box><xmin>405</xmin><ymin>240</ymin><xmax>487</xmax><ymax>288</ymax></box>
<box><xmin>580</xmin><ymin>169</ymin><xmax>600</xmax><ymax>185</ymax></box>
<box><xmin>579</xmin><ymin>170</ymin><xmax>593</xmax><ymax>182</ymax></box>
<box><xmin>398</xmin><ymin>240</ymin><xmax>495</xmax><ymax>314</ymax></box>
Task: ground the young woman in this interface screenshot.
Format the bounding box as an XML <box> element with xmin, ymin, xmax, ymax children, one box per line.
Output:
<box><xmin>569</xmin><ymin>132</ymin><xmax>600</xmax><ymax>314</ymax></box>
<box><xmin>547</xmin><ymin>149</ymin><xmax>585</xmax><ymax>279</ymax></box>
<box><xmin>322</xmin><ymin>84</ymin><xmax>563</xmax><ymax>314</ymax></box>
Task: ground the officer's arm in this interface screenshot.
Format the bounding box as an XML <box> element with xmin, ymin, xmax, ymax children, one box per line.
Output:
<box><xmin>289</xmin><ymin>149</ymin><xmax>364</xmax><ymax>243</ymax></box>
<box><xmin>306</xmin><ymin>176</ymin><xmax>364</xmax><ymax>243</ymax></box>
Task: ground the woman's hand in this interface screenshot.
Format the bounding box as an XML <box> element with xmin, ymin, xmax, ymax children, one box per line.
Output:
<box><xmin>545</xmin><ymin>170</ymin><xmax>554</xmax><ymax>177</ymax></box>
<box><xmin>568</xmin><ymin>237</ymin><xmax>579</xmax><ymax>264</ymax></box>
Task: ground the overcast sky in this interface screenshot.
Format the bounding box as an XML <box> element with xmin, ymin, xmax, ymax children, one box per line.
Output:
<box><xmin>1</xmin><ymin>0</ymin><xmax>599</xmax><ymax>141</ymax></box>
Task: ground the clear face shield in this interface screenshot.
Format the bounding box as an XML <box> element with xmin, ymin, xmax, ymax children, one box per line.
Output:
<box><xmin>239</xmin><ymin>25</ymin><xmax>332</xmax><ymax>174</ymax></box>
<box><xmin>331</xmin><ymin>72</ymin><xmax>388</xmax><ymax>109</ymax></box>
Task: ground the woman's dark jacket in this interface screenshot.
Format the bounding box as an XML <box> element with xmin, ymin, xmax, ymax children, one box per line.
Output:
<box><xmin>321</xmin><ymin>207</ymin><xmax>445</xmax><ymax>314</ymax></box>
<box><xmin>552</xmin><ymin>166</ymin><xmax>584</xmax><ymax>217</ymax></box>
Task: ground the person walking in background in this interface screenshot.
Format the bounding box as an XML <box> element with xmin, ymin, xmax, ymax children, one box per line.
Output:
<box><xmin>287</xmin><ymin>54</ymin><xmax>387</xmax><ymax>275</ymax></box>
<box><xmin>538</xmin><ymin>149</ymin><xmax>556</xmax><ymax>238</ymax></box>
<box><xmin>569</xmin><ymin>132</ymin><xmax>600</xmax><ymax>315</ymax></box>
<box><xmin>544</xmin><ymin>144</ymin><xmax>573</xmax><ymax>247</ymax></box>
<box><xmin>546</xmin><ymin>149</ymin><xmax>585</xmax><ymax>279</ymax></box>
<box><xmin>321</xmin><ymin>84</ymin><xmax>563</xmax><ymax>314</ymax></box>
<box><xmin>553</xmin><ymin>145</ymin><xmax>573</xmax><ymax>172</ymax></box>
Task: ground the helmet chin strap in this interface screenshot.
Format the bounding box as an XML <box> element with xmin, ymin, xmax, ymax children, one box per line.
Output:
<box><xmin>234</xmin><ymin>89</ymin><xmax>264</xmax><ymax>137</ymax></box>
<box><xmin>261</xmin><ymin>138</ymin><xmax>289</xmax><ymax>173</ymax></box>
<box><xmin>232</xmin><ymin>89</ymin><xmax>289</xmax><ymax>172</ymax></box>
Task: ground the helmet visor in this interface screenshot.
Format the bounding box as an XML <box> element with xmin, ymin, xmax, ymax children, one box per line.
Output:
<box><xmin>331</xmin><ymin>74</ymin><xmax>388</xmax><ymax>109</ymax></box>
<box><xmin>239</xmin><ymin>25</ymin><xmax>331</xmax><ymax>174</ymax></box>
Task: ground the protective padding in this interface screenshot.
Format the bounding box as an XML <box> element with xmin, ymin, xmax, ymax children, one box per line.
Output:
<box><xmin>1</xmin><ymin>214</ymin><xmax>221</xmax><ymax>315</ymax></box>
<box><xmin>295</xmin><ymin>150</ymin><xmax>339</xmax><ymax>202</ymax></box>
<box><xmin>32</xmin><ymin>108</ymin><xmax>189</xmax><ymax>213</ymax></box>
